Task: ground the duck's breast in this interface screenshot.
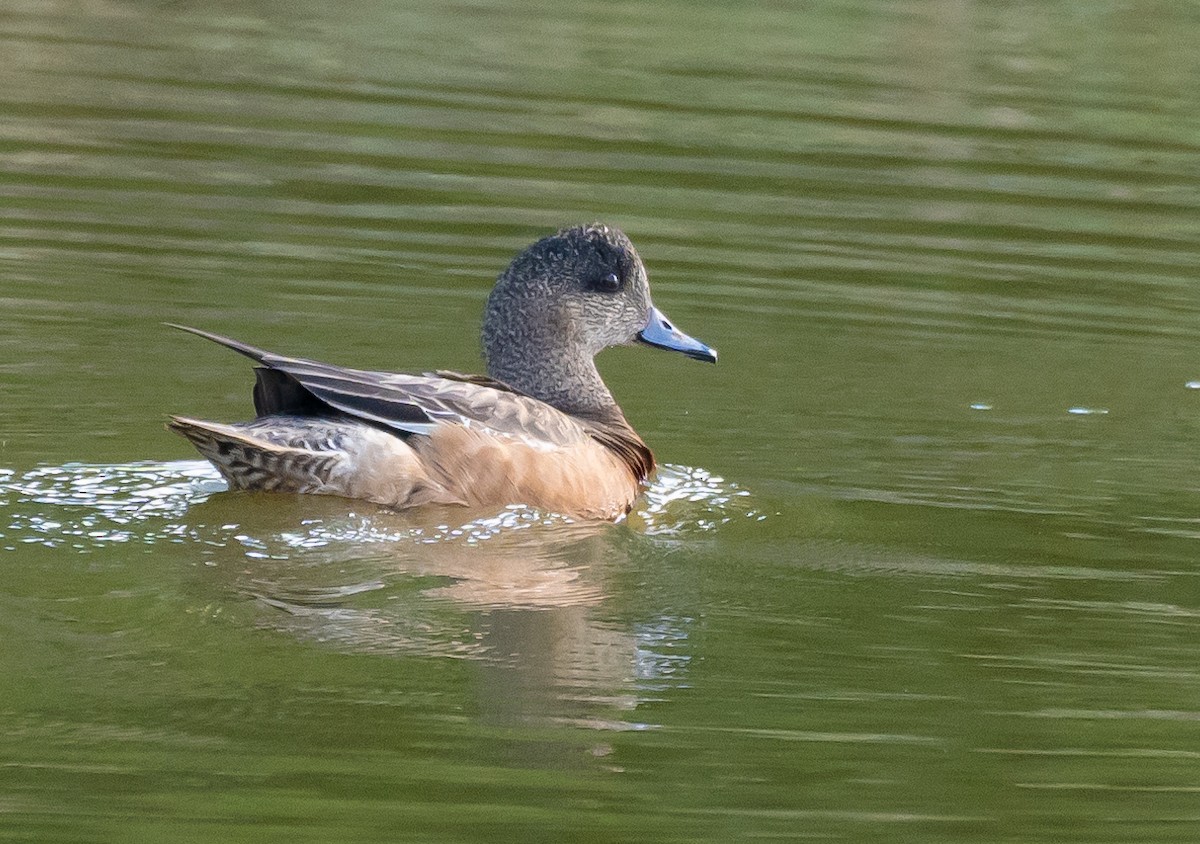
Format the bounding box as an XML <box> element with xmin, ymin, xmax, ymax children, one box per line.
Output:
<box><xmin>415</xmin><ymin>424</ymin><xmax>640</xmax><ymax>520</ymax></box>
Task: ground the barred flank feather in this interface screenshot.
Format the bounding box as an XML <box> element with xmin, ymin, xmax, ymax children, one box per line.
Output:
<box><xmin>167</xmin><ymin>416</ymin><xmax>340</xmax><ymax>493</ymax></box>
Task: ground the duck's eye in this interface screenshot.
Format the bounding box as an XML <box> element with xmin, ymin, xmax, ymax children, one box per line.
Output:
<box><xmin>595</xmin><ymin>272</ymin><xmax>623</xmax><ymax>293</ymax></box>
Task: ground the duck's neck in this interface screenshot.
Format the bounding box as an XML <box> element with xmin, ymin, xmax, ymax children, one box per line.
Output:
<box><xmin>487</xmin><ymin>342</ymin><xmax>617</xmax><ymax>417</ymax></box>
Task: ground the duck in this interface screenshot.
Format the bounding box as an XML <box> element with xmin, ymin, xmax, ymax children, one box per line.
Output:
<box><xmin>168</xmin><ymin>223</ymin><xmax>716</xmax><ymax>520</ymax></box>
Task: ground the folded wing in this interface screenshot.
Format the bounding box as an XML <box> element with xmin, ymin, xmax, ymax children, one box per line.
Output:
<box><xmin>168</xmin><ymin>324</ymin><xmax>592</xmax><ymax>449</ymax></box>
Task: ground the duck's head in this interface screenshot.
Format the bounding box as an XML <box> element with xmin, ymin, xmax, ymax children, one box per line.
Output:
<box><xmin>482</xmin><ymin>224</ymin><xmax>715</xmax><ymax>411</ymax></box>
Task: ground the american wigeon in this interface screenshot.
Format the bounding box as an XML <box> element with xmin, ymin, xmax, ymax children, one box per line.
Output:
<box><xmin>168</xmin><ymin>224</ymin><xmax>716</xmax><ymax>520</ymax></box>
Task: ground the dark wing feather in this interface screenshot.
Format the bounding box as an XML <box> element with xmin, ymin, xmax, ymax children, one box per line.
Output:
<box><xmin>253</xmin><ymin>368</ymin><xmax>327</xmax><ymax>416</ymax></box>
<box><xmin>170</xmin><ymin>324</ymin><xmax>591</xmax><ymax>447</ymax></box>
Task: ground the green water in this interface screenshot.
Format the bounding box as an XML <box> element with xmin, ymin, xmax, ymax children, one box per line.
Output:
<box><xmin>4</xmin><ymin>1</ymin><xmax>1200</xmax><ymax>841</ymax></box>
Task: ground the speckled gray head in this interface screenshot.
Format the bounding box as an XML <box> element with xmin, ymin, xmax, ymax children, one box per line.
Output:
<box><xmin>482</xmin><ymin>224</ymin><xmax>715</xmax><ymax>414</ymax></box>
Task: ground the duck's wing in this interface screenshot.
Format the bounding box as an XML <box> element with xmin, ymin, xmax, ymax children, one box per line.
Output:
<box><xmin>168</xmin><ymin>324</ymin><xmax>592</xmax><ymax>447</ymax></box>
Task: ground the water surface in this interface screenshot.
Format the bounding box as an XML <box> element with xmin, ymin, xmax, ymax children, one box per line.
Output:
<box><xmin>4</xmin><ymin>1</ymin><xmax>1200</xmax><ymax>841</ymax></box>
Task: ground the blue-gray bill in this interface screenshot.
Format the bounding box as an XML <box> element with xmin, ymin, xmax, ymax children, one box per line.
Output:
<box><xmin>636</xmin><ymin>306</ymin><xmax>717</xmax><ymax>363</ymax></box>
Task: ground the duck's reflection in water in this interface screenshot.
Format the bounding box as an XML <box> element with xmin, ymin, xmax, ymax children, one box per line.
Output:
<box><xmin>189</xmin><ymin>495</ymin><xmax>673</xmax><ymax>732</ymax></box>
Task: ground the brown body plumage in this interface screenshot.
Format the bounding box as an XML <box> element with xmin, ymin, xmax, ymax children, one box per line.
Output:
<box><xmin>169</xmin><ymin>224</ymin><xmax>716</xmax><ymax>520</ymax></box>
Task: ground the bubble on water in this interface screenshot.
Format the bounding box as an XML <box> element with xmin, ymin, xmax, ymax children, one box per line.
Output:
<box><xmin>969</xmin><ymin>402</ymin><xmax>993</xmax><ymax>411</ymax></box>
<box><xmin>1067</xmin><ymin>407</ymin><xmax>1108</xmax><ymax>416</ymax></box>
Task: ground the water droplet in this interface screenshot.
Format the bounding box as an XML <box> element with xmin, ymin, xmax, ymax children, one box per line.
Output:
<box><xmin>1187</xmin><ymin>381</ymin><xmax>1200</xmax><ymax>390</ymax></box>
<box><xmin>969</xmin><ymin>402</ymin><xmax>992</xmax><ymax>411</ymax></box>
<box><xmin>1068</xmin><ymin>407</ymin><xmax>1108</xmax><ymax>416</ymax></box>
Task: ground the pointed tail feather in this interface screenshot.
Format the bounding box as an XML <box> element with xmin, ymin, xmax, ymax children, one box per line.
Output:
<box><xmin>164</xmin><ymin>324</ymin><xmax>273</xmax><ymax>364</ymax></box>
